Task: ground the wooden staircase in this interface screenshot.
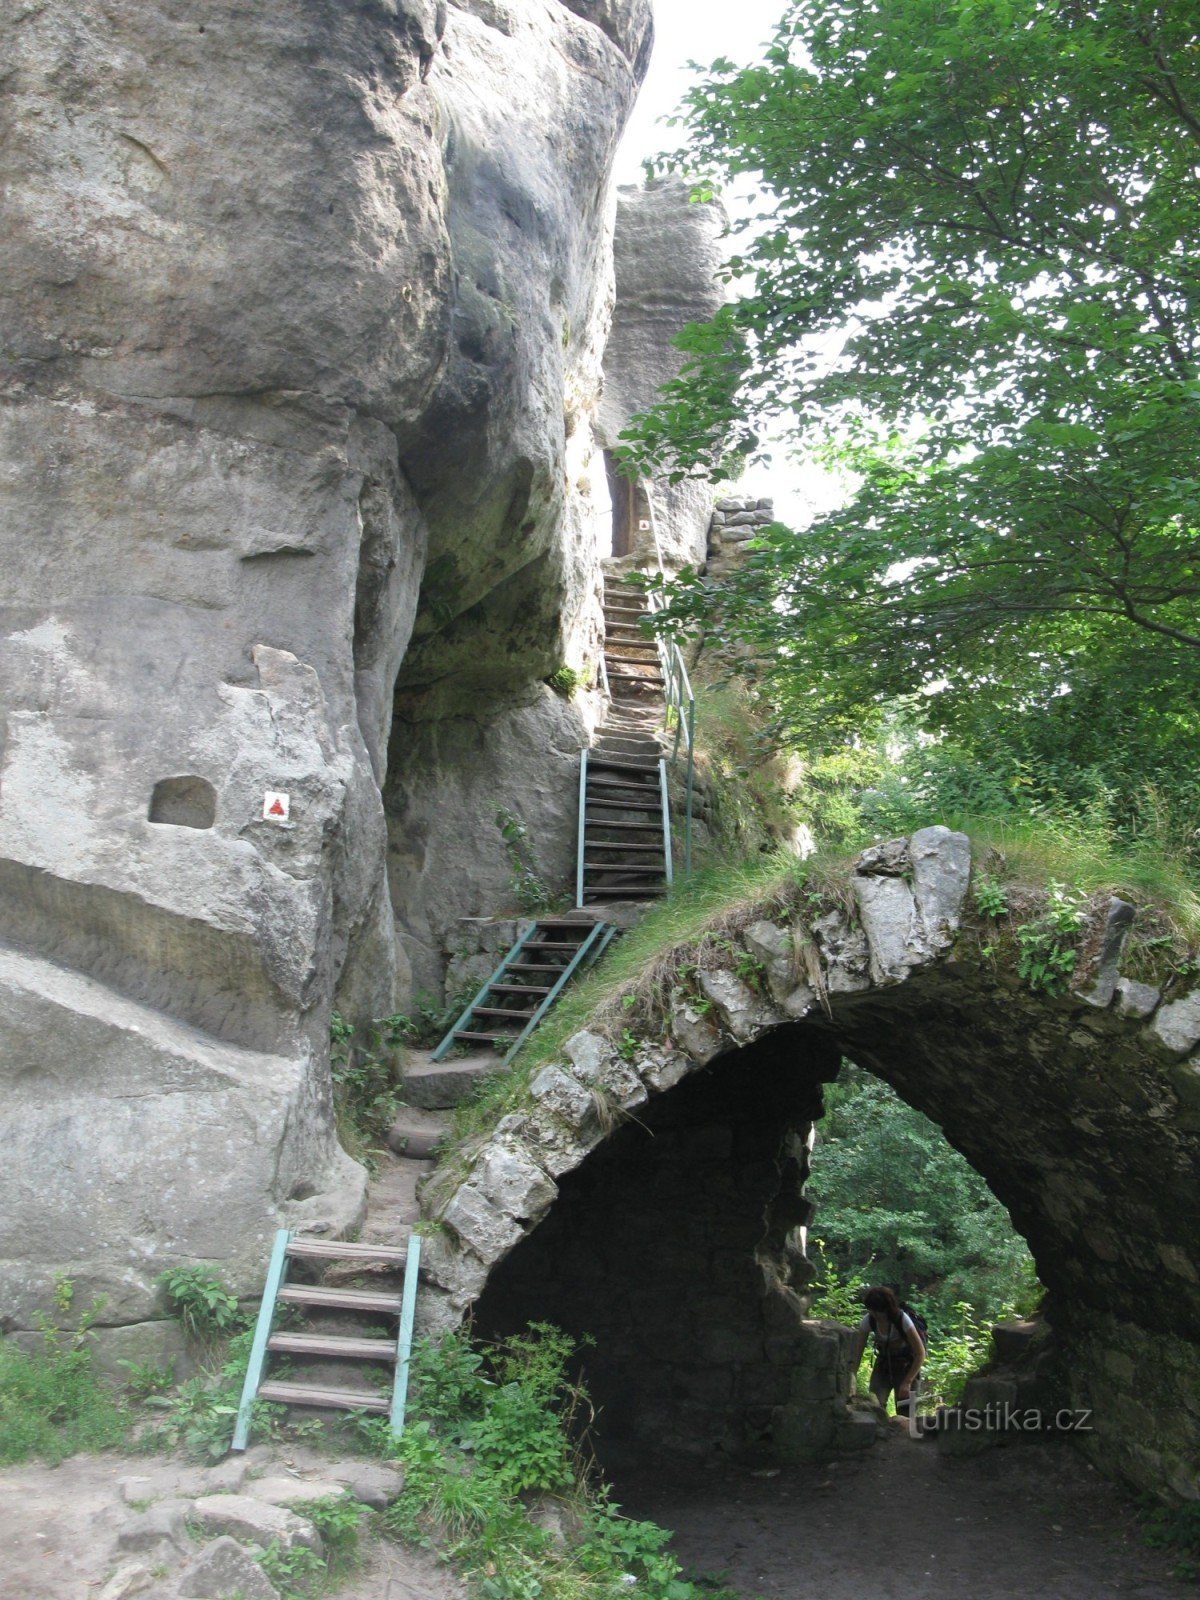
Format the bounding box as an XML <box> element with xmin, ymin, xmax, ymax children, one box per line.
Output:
<box><xmin>231</xmin><ymin>1230</ymin><xmax>422</xmax><ymax>1449</ymax></box>
<box><xmin>431</xmin><ymin>917</ymin><xmax>616</xmax><ymax>1063</ymax></box>
<box><xmin>578</xmin><ymin>575</ymin><xmax>672</xmax><ymax>907</ymax></box>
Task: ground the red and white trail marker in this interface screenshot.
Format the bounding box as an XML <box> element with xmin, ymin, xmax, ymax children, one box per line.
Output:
<box><xmin>262</xmin><ymin>791</ymin><xmax>290</xmax><ymax>822</ymax></box>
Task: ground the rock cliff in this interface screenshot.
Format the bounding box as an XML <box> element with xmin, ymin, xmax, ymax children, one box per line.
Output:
<box><xmin>0</xmin><ymin>0</ymin><xmax>673</xmax><ymax>1344</ymax></box>
<box><xmin>597</xmin><ymin>178</ymin><xmax>727</xmax><ymax>570</ymax></box>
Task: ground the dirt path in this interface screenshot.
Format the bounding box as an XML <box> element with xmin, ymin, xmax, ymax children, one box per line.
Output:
<box><xmin>615</xmin><ymin>1430</ymin><xmax>1190</xmax><ymax>1600</ymax></box>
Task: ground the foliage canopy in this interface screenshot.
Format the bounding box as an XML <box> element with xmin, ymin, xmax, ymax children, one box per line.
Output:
<box><xmin>623</xmin><ymin>0</ymin><xmax>1200</xmax><ymax>762</ymax></box>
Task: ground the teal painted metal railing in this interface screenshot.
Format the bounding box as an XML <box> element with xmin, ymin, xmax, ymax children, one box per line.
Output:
<box><xmin>575</xmin><ymin>748</ymin><xmax>589</xmax><ymax>909</ymax></box>
<box><xmin>390</xmin><ymin>1233</ymin><xmax>421</xmax><ymax>1436</ymax></box>
<box><xmin>496</xmin><ymin>920</ymin><xmax>608</xmax><ymax>1064</ymax></box>
<box><xmin>642</xmin><ymin>502</ymin><xmax>696</xmax><ymax>878</ymax></box>
<box><xmin>231</xmin><ymin>1228</ymin><xmax>424</xmax><ymax>1452</ymax></box>
<box><xmin>231</xmin><ymin>1228</ymin><xmax>290</xmax><ymax>1453</ymax></box>
<box><xmin>658</xmin><ymin>758</ymin><xmax>673</xmax><ymax>887</ymax></box>
<box><xmin>431</xmin><ymin>923</ymin><xmax>538</xmax><ymax>1061</ymax></box>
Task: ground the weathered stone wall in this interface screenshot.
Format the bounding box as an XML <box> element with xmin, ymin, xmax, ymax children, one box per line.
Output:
<box><xmin>473</xmin><ymin>1030</ymin><xmax>864</xmax><ymax>1465</ymax></box>
<box><xmin>0</xmin><ymin>0</ymin><xmax>654</xmax><ymax>1344</ymax></box>
<box><xmin>706</xmin><ymin>495</ymin><xmax>776</xmax><ymax>577</ymax></box>
<box><xmin>420</xmin><ymin>829</ymin><xmax>1200</xmax><ymax>1497</ymax></box>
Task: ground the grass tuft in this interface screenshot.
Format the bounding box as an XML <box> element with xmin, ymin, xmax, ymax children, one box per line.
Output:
<box><xmin>0</xmin><ymin>1326</ymin><xmax>131</xmax><ymax>1466</ymax></box>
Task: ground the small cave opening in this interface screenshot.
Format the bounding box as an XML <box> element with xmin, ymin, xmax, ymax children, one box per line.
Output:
<box><xmin>147</xmin><ymin>775</ymin><xmax>217</xmax><ymax>830</ymax></box>
<box><xmin>590</xmin><ymin>449</ymin><xmax>651</xmax><ymax>560</ymax></box>
<box><xmin>473</xmin><ymin>1026</ymin><xmax>844</xmax><ymax>1473</ymax></box>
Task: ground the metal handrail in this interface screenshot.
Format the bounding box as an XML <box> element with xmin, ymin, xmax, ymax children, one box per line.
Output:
<box><xmin>641</xmin><ymin>499</ymin><xmax>696</xmax><ymax>877</ymax></box>
<box><xmin>575</xmin><ymin>748</ymin><xmax>589</xmax><ymax>909</ymax></box>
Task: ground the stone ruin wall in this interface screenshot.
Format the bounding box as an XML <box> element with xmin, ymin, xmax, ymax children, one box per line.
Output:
<box><xmin>705</xmin><ymin>494</ymin><xmax>776</xmax><ymax>578</ymax></box>
<box><xmin>419</xmin><ymin>829</ymin><xmax>1200</xmax><ymax>1499</ymax></box>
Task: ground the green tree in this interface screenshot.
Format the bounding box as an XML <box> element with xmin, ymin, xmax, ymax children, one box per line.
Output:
<box><xmin>624</xmin><ymin>0</ymin><xmax>1200</xmax><ymax>752</ymax></box>
<box><xmin>807</xmin><ymin>1064</ymin><xmax>1037</xmax><ymax>1325</ymax></box>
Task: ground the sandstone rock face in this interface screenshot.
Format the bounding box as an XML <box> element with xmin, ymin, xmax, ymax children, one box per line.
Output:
<box><xmin>597</xmin><ymin>178</ymin><xmax>727</xmax><ymax>570</ymax></box>
<box><xmin>0</xmin><ymin>0</ymin><xmax>650</xmax><ymax>1334</ymax></box>
<box><xmin>422</xmin><ymin>830</ymin><xmax>1200</xmax><ymax>1499</ymax></box>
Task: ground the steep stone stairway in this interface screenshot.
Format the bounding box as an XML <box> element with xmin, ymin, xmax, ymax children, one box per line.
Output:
<box><xmin>580</xmin><ymin>573</ymin><xmax>672</xmax><ymax>906</ymax></box>
<box><xmin>234</xmin><ymin>576</ymin><xmax>681</xmax><ymax>1449</ymax></box>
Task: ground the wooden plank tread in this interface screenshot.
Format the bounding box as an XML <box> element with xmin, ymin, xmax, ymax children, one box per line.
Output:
<box><xmin>584</xmin><ymin>887</ymin><xmax>667</xmax><ymax>899</ymax></box>
<box><xmin>588</xmin><ymin>755</ymin><xmax>661</xmax><ymax>773</ymax></box>
<box><xmin>277</xmin><ymin>1284</ymin><xmax>403</xmax><ymax>1314</ymax></box>
<box><xmin>585</xmin><ymin>819</ymin><xmax>664</xmax><ymax>831</ymax></box>
<box><xmin>507</xmin><ymin>961</ymin><xmax>572</xmax><ymax>972</ymax></box>
<box><xmin>471</xmin><ymin>1005</ymin><xmax>539</xmax><ymax>1019</ymax></box>
<box><xmin>490</xmin><ymin>983</ymin><xmax>553</xmax><ymax>995</ymax></box>
<box><xmin>454</xmin><ymin>1029</ymin><xmax>516</xmax><ymax>1043</ymax></box>
<box><xmin>585</xmin><ymin>862</ymin><xmax>664</xmax><ymax>873</ymax></box>
<box><xmin>267</xmin><ymin>1332</ymin><xmax>398</xmax><ymax>1362</ymax></box>
<box><xmin>585</xmin><ymin>843</ymin><xmax>665</xmax><ymax>853</ymax></box>
<box><xmin>258</xmin><ymin>1380</ymin><xmax>389</xmax><ymax>1413</ymax></box>
<box><xmin>287</xmin><ymin>1238</ymin><xmax>408</xmax><ymax>1265</ymax></box>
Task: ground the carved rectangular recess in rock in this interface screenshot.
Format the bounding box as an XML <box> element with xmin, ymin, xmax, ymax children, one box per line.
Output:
<box><xmin>148</xmin><ymin>775</ymin><xmax>217</xmax><ymax>829</ymax></box>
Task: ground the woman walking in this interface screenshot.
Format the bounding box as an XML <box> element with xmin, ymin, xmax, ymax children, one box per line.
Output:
<box><xmin>847</xmin><ymin>1286</ymin><xmax>926</xmax><ymax>1419</ymax></box>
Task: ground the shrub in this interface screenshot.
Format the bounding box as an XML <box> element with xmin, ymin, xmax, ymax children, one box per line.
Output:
<box><xmin>0</xmin><ymin>1300</ymin><xmax>131</xmax><ymax>1466</ymax></box>
<box><xmin>159</xmin><ymin>1265</ymin><xmax>244</xmax><ymax>1346</ymax></box>
<box><xmin>380</xmin><ymin>1324</ymin><xmax>732</xmax><ymax>1599</ymax></box>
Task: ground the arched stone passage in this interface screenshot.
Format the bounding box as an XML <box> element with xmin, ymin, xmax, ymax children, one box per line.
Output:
<box><xmin>474</xmin><ymin>1028</ymin><xmax>842</xmax><ymax>1468</ymax></box>
<box><xmin>419</xmin><ymin>828</ymin><xmax>1200</xmax><ymax>1498</ymax></box>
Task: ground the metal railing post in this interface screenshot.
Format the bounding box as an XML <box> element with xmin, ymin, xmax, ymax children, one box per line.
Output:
<box><xmin>575</xmin><ymin>748</ymin><xmax>589</xmax><ymax>909</ymax></box>
<box><xmin>641</xmin><ymin>496</ymin><xmax>697</xmax><ymax>883</ymax></box>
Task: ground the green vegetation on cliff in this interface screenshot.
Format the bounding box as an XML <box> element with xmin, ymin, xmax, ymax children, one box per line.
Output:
<box><xmin>623</xmin><ymin>0</ymin><xmax>1200</xmax><ymax>874</ymax></box>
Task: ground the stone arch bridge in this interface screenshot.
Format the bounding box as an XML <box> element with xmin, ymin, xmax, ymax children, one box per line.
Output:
<box><xmin>417</xmin><ymin>828</ymin><xmax>1200</xmax><ymax>1499</ymax></box>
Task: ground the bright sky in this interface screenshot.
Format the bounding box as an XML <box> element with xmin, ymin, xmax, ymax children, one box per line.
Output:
<box><xmin>611</xmin><ymin>0</ymin><xmax>846</xmax><ymax>525</ymax></box>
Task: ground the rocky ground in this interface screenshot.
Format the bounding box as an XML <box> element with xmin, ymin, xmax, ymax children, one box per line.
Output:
<box><xmin>617</xmin><ymin>1426</ymin><xmax>1193</xmax><ymax>1600</ymax></box>
<box><xmin>0</xmin><ymin>1425</ymin><xmax>1190</xmax><ymax>1600</ymax></box>
<box><xmin>0</xmin><ymin>1443</ymin><xmax>461</xmax><ymax>1600</ymax></box>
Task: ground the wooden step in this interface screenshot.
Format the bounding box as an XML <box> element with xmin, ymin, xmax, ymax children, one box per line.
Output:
<box><xmin>453</xmin><ymin>1029</ymin><xmax>518</xmax><ymax>1044</ymax></box>
<box><xmin>585</xmin><ymin>842</ymin><xmax>665</xmax><ymax>853</ymax></box>
<box><xmin>584</xmin><ymin>863</ymin><xmax>664</xmax><ymax>874</ymax></box>
<box><xmin>471</xmin><ymin>1005</ymin><xmax>540</xmax><ymax>1019</ymax></box>
<box><xmin>507</xmin><ymin>960</ymin><xmax>572</xmax><ymax>972</ymax></box>
<box><xmin>608</xmin><ymin>670</ymin><xmax>664</xmax><ymax>682</ymax></box>
<box><xmin>605</xmin><ymin>650</ymin><xmax>660</xmax><ymax>665</ymax></box>
<box><xmin>525</xmin><ymin>939</ymin><xmax>595</xmax><ymax>950</ymax></box>
<box><xmin>587</xmin><ymin>773</ymin><xmax>659</xmax><ymax>790</ymax></box>
<box><xmin>490</xmin><ymin>983</ymin><xmax>553</xmax><ymax>996</ymax></box>
<box><xmin>267</xmin><ymin>1332</ymin><xmax>398</xmax><ymax>1362</ymax></box>
<box><xmin>583</xmin><ymin>886</ymin><xmax>667</xmax><ymax>900</ymax></box>
<box><xmin>277</xmin><ymin>1285</ymin><xmax>403</xmax><ymax>1315</ymax></box>
<box><xmin>257</xmin><ymin>1380</ymin><xmax>389</xmax><ymax>1414</ymax></box>
<box><xmin>286</xmin><ymin>1238</ymin><xmax>408</xmax><ymax>1266</ymax></box>
<box><xmin>530</xmin><ymin>919</ymin><xmax>601</xmax><ymax>930</ymax></box>
<box><xmin>585</xmin><ymin>870</ymin><xmax>668</xmax><ymax>883</ymax></box>
<box><xmin>584</xmin><ymin>818</ymin><xmax>664</xmax><ymax>830</ymax></box>
<box><xmin>588</xmin><ymin>754</ymin><xmax>661</xmax><ymax>774</ymax></box>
